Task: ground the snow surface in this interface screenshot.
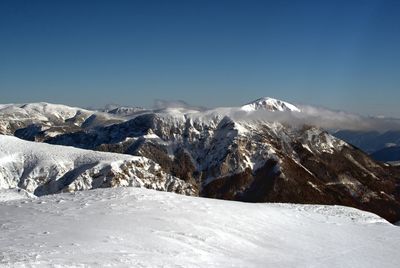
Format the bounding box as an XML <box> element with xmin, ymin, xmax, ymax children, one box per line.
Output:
<box><xmin>0</xmin><ymin>135</ymin><xmax>195</xmax><ymax>195</ymax></box>
<box><xmin>0</xmin><ymin>188</ymin><xmax>36</xmax><ymax>202</ymax></box>
<box><xmin>0</xmin><ymin>187</ymin><xmax>399</xmax><ymax>267</ymax></box>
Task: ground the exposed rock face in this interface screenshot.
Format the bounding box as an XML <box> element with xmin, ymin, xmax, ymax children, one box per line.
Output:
<box><xmin>2</xmin><ymin>99</ymin><xmax>400</xmax><ymax>222</ymax></box>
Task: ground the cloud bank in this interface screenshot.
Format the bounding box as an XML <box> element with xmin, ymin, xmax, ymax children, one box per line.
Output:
<box><xmin>154</xmin><ymin>99</ymin><xmax>400</xmax><ymax>132</ymax></box>
<box><xmin>229</xmin><ymin>105</ymin><xmax>400</xmax><ymax>132</ymax></box>
<box><xmin>153</xmin><ymin>99</ymin><xmax>207</xmax><ymax>112</ymax></box>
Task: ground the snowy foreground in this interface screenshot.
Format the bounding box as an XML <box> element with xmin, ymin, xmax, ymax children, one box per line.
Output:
<box><xmin>1</xmin><ymin>188</ymin><xmax>400</xmax><ymax>267</ymax></box>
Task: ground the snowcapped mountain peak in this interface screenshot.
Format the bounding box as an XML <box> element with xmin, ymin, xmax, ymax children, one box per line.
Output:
<box><xmin>241</xmin><ymin>97</ymin><xmax>301</xmax><ymax>112</ymax></box>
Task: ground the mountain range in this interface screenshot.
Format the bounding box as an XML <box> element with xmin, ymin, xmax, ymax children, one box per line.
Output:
<box><xmin>1</xmin><ymin>97</ymin><xmax>400</xmax><ymax>222</ymax></box>
<box><xmin>334</xmin><ymin>129</ymin><xmax>400</xmax><ymax>160</ymax></box>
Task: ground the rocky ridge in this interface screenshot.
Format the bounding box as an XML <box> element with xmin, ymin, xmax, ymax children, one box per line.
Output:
<box><xmin>1</xmin><ymin>98</ymin><xmax>400</xmax><ymax>222</ymax></box>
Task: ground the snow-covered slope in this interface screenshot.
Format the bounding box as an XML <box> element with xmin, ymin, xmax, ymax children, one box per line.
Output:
<box><xmin>0</xmin><ymin>187</ymin><xmax>398</xmax><ymax>267</ymax></box>
<box><xmin>241</xmin><ymin>97</ymin><xmax>301</xmax><ymax>112</ymax></box>
<box><xmin>0</xmin><ymin>102</ymin><xmax>123</xmax><ymax>137</ymax></box>
<box><xmin>0</xmin><ymin>188</ymin><xmax>36</xmax><ymax>202</ymax></box>
<box><xmin>0</xmin><ymin>102</ymin><xmax>90</xmax><ymax>122</ymax></box>
<box><xmin>0</xmin><ymin>135</ymin><xmax>196</xmax><ymax>196</ymax></box>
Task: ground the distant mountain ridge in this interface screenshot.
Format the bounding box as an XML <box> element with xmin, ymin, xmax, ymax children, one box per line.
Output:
<box><xmin>371</xmin><ymin>146</ymin><xmax>400</xmax><ymax>162</ymax></box>
<box><xmin>333</xmin><ymin>130</ymin><xmax>400</xmax><ymax>162</ymax></box>
<box><xmin>333</xmin><ymin>130</ymin><xmax>400</xmax><ymax>154</ymax></box>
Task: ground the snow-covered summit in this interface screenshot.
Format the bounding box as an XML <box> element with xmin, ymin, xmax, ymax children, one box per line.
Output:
<box><xmin>0</xmin><ymin>102</ymin><xmax>125</xmax><ymax>137</ymax></box>
<box><xmin>241</xmin><ymin>97</ymin><xmax>301</xmax><ymax>112</ymax></box>
<box><xmin>0</xmin><ymin>102</ymin><xmax>92</xmax><ymax>121</ymax></box>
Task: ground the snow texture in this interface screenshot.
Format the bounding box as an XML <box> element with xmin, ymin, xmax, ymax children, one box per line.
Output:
<box><xmin>0</xmin><ymin>187</ymin><xmax>399</xmax><ymax>267</ymax></box>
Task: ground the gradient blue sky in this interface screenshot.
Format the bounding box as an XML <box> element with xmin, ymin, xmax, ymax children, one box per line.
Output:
<box><xmin>0</xmin><ymin>0</ymin><xmax>399</xmax><ymax>116</ymax></box>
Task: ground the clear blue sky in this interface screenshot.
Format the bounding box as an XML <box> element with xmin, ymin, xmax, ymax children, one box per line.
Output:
<box><xmin>0</xmin><ymin>0</ymin><xmax>399</xmax><ymax>116</ymax></box>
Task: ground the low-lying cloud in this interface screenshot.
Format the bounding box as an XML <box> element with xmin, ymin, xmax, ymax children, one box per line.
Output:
<box><xmin>154</xmin><ymin>99</ymin><xmax>400</xmax><ymax>132</ymax></box>
<box><xmin>153</xmin><ymin>99</ymin><xmax>207</xmax><ymax>111</ymax></box>
<box><xmin>230</xmin><ymin>105</ymin><xmax>400</xmax><ymax>132</ymax></box>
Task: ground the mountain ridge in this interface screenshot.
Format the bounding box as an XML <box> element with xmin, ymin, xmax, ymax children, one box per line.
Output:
<box><xmin>1</xmin><ymin>98</ymin><xmax>400</xmax><ymax>222</ymax></box>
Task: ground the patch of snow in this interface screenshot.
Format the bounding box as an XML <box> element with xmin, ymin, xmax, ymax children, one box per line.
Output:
<box><xmin>307</xmin><ymin>181</ymin><xmax>322</xmax><ymax>193</ymax></box>
<box><xmin>294</xmin><ymin>159</ymin><xmax>315</xmax><ymax>176</ymax></box>
<box><xmin>233</xmin><ymin>121</ymin><xmax>249</xmax><ymax>134</ymax></box>
<box><xmin>388</xmin><ymin>161</ymin><xmax>400</xmax><ymax>166</ymax></box>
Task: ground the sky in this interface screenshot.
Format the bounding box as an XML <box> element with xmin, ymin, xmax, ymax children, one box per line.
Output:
<box><xmin>0</xmin><ymin>0</ymin><xmax>399</xmax><ymax>117</ymax></box>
